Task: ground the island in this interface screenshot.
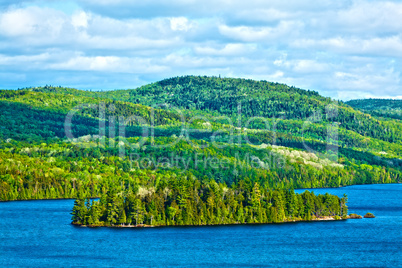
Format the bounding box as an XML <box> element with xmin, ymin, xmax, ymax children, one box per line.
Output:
<box><xmin>348</xmin><ymin>213</ymin><xmax>363</xmax><ymax>219</ymax></box>
<box><xmin>364</xmin><ymin>212</ymin><xmax>376</xmax><ymax>218</ymax></box>
<box><xmin>71</xmin><ymin>178</ymin><xmax>348</xmax><ymax>227</ymax></box>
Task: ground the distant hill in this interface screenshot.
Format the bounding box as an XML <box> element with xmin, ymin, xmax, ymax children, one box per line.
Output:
<box><xmin>98</xmin><ymin>76</ymin><xmax>402</xmax><ymax>149</ymax></box>
<box><xmin>100</xmin><ymin>76</ymin><xmax>332</xmax><ymax>119</ymax></box>
<box><xmin>346</xmin><ymin>99</ymin><xmax>402</xmax><ymax>120</ymax></box>
<box><xmin>27</xmin><ymin>76</ymin><xmax>402</xmax><ymax>146</ymax></box>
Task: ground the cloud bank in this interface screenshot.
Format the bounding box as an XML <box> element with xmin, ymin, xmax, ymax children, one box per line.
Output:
<box><xmin>0</xmin><ymin>0</ymin><xmax>401</xmax><ymax>100</ymax></box>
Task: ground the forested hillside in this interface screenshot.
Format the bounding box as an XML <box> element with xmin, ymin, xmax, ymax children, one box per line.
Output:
<box><xmin>347</xmin><ymin>99</ymin><xmax>402</xmax><ymax>121</ymax></box>
<box><xmin>93</xmin><ymin>76</ymin><xmax>402</xmax><ymax>145</ymax></box>
<box><xmin>26</xmin><ymin>77</ymin><xmax>402</xmax><ymax>157</ymax></box>
<box><xmin>1</xmin><ymin>76</ymin><xmax>401</xmax><ymax>211</ymax></box>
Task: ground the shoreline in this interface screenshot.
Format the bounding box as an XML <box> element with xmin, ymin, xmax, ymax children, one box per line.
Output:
<box><xmin>0</xmin><ymin>196</ymin><xmax>100</xmax><ymax>203</ymax></box>
<box><xmin>2</xmin><ymin>182</ymin><xmax>401</xmax><ymax>203</ymax></box>
<box><xmin>73</xmin><ymin>216</ymin><xmax>347</xmax><ymax>228</ymax></box>
<box><xmin>293</xmin><ymin>182</ymin><xmax>401</xmax><ymax>192</ymax></box>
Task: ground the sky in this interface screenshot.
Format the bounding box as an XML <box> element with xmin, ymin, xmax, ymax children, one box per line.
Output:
<box><xmin>0</xmin><ymin>0</ymin><xmax>401</xmax><ymax>100</ymax></box>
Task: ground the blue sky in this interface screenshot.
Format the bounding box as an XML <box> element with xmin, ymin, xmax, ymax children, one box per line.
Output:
<box><xmin>0</xmin><ymin>0</ymin><xmax>401</xmax><ymax>100</ymax></box>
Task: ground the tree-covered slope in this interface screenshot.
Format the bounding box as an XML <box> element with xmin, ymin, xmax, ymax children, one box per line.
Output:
<box><xmin>93</xmin><ymin>76</ymin><xmax>402</xmax><ymax>145</ymax></box>
<box><xmin>26</xmin><ymin>77</ymin><xmax>402</xmax><ymax>148</ymax></box>
<box><xmin>101</xmin><ymin>76</ymin><xmax>333</xmax><ymax>119</ymax></box>
<box><xmin>346</xmin><ymin>99</ymin><xmax>402</xmax><ymax>120</ymax></box>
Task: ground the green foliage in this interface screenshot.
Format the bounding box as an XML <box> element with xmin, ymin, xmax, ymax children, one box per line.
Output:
<box><xmin>71</xmin><ymin>177</ymin><xmax>346</xmax><ymax>226</ymax></box>
<box><xmin>86</xmin><ymin>76</ymin><xmax>402</xmax><ymax>145</ymax></box>
<box><xmin>347</xmin><ymin>99</ymin><xmax>402</xmax><ymax>120</ymax></box>
<box><xmin>0</xmin><ymin>76</ymin><xmax>400</xmax><ymax>231</ymax></box>
<box><xmin>1</xmin><ymin>134</ymin><xmax>399</xmax><ymax>202</ymax></box>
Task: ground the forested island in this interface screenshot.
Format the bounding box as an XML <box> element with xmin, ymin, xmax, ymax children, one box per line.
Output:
<box><xmin>0</xmin><ymin>76</ymin><xmax>401</xmax><ymax>227</ymax></box>
<box><xmin>71</xmin><ymin>178</ymin><xmax>348</xmax><ymax>227</ymax></box>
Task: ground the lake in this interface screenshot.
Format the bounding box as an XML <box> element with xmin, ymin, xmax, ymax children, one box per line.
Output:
<box><xmin>0</xmin><ymin>184</ymin><xmax>401</xmax><ymax>267</ymax></box>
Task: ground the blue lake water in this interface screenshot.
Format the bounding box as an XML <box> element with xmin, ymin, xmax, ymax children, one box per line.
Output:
<box><xmin>0</xmin><ymin>184</ymin><xmax>401</xmax><ymax>267</ymax></box>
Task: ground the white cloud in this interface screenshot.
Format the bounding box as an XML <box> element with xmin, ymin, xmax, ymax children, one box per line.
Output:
<box><xmin>194</xmin><ymin>43</ymin><xmax>257</xmax><ymax>56</ymax></box>
<box><xmin>0</xmin><ymin>7</ymin><xmax>65</xmax><ymax>37</ymax></box>
<box><xmin>0</xmin><ymin>1</ymin><xmax>401</xmax><ymax>99</ymax></box>
<box><xmin>50</xmin><ymin>54</ymin><xmax>169</xmax><ymax>73</ymax></box>
<box><xmin>71</xmin><ymin>11</ymin><xmax>90</xmax><ymax>29</ymax></box>
<box><xmin>169</xmin><ymin>17</ymin><xmax>193</xmax><ymax>32</ymax></box>
<box><xmin>0</xmin><ymin>8</ymin><xmax>36</xmax><ymax>36</ymax></box>
<box><xmin>52</xmin><ymin>55</ymin><xmax>124</xmax><ymax>71</ymax></box>
<box><xmin>218</xmin><ymin>20</ymin><xmax>303</xmax><ymax>42</ymax></box>
<box><xmin>335</xmin><ymin>1</ymin><xmax>402</xmax><ymax>34</ymax></box>
<box><xmin>294</xmin><ymin>36</ymin><xmax>402</xmax><ymax>58</ymax></box>
<box><xmin>233</xmin><ymin>8</ymin><xmax>293</xmax><ymax>23</ymax></box>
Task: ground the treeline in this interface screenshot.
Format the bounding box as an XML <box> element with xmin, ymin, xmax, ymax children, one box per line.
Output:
<box><xmin>71</xmin><ymin>177</ymin><xmax>348</xmax><ymax>226</ymax></box>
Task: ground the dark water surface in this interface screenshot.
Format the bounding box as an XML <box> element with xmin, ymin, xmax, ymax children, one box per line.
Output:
<box><xmin>1</xmin><ymin>184</ymin><xmax>401</xmax><ymax>267</ymax></box>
